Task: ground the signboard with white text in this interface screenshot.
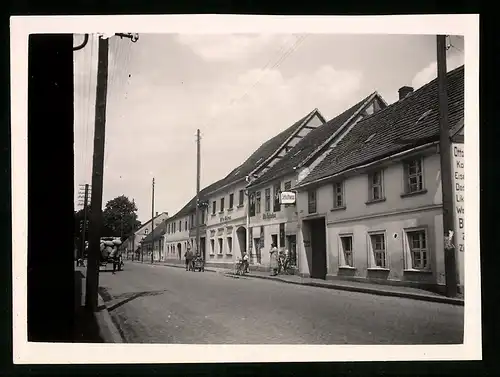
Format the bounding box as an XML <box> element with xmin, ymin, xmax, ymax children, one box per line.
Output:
<box><xmin>280</xmin><ymin>191</ymin><xmax>296</xmax><ymax>204</ymax></box>
<box><xmin>451</xmin><ymin>142</ymin><xmax>465</xmax><ymax>287</ymax></box>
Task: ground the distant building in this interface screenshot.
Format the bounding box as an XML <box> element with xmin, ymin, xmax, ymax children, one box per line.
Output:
<box><xmin>123</xmin><ymin>211</ymin><xmax>169</xmax><ymax>258</ymax></box>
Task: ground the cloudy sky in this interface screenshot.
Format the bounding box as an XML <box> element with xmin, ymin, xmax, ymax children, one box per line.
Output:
<box><xmin>73</xmin><ymin>33</ymin><xmax>464</xmax><ymax>223</ymax></box>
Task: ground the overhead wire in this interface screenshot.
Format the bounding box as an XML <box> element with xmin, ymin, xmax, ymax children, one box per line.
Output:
<box><xmin>202</xmin><ymin>34</ymin><xmax>309</xmax><ymax>132</ymax></box>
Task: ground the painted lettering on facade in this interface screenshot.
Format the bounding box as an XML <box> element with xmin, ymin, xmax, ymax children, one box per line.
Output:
<box><xmin>220</xmin><ymin>215</ymin><xmax>232</xmax><ymax>223</ymax></box>
<box><xmin>263</xmin><ymin>212</ymin><xmax>277</xmax><ymax>220</ymax></box>
<box><xmin>451</xmin><ymin>143</ymin><xmax>465</xmax><ymax>254</ymax></box>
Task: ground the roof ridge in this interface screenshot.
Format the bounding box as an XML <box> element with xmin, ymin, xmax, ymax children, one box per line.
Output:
<box><xmin>295</xmin><ymin>64</ymin><xmax>464</xmax><ymax>188</ymax></box>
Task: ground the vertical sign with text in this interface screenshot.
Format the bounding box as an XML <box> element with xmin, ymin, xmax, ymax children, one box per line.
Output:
<box><xmin>451</xmin><ymin>143</ymin><xmax>465</xmax><ymax>287</ymax></box>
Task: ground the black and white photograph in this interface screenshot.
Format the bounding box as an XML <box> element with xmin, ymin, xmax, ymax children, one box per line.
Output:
<box><xmin>11</xmin><ymin>14</ymin><xmax>480</xmax><ymax>364</ymax></box>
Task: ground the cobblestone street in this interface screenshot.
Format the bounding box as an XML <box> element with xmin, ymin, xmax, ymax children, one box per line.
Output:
<box><xmin>98</xmin><ymin>262</ymin><xmax>464</xmax><ymax>344</ymax></box>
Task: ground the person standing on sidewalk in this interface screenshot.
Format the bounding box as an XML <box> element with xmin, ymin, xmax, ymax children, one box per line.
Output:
<box><xmin>185</xmin><ymin>246</ymin><xmax>194</xmax><ymax>271</ymax></box>
<box><xmin>269</xmin><ymin>243</ymin><xmax>278</xmax><ymax>276</ymax></box>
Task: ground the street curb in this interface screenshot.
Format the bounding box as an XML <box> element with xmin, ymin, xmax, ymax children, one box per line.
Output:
<box><xmin>226</xmin><ymin>272</ymin><xmax>465</xmax><ymax>307</ymax></box>
<box><xmin>94</xmin><ymin>293</ymin><xmax>124</xmax><ymax>343</ymax></box>
<box><xmin>129</xmin><ymin>260</ymin><xmax>221</xmax><ymax>274</ymax></box>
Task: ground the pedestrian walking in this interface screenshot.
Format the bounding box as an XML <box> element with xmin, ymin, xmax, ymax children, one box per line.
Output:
<box><xmin>185</xmin><ymin>246</ymin><xmax>194</xmax><ymax>271</ymax></box>
<box><xmin>269</xmin><ymin>243</ymin><xmax>278</xmax><ymax>276</ymax></box>
<box><xmin>242</xmin><ymin>251</ymin><xmax>249</xmax><ymax>274</ymax></box>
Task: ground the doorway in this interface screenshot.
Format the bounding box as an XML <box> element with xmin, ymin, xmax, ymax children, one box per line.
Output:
<box><xmin>254</xmin><ymin>238</ymin><xmax>261</xmax><ymax>264</ymax></box>
<box><xmin>305</xmin><ymin>218</ymin><xmax>327</xmax><ymax>279</ymax></box>
<box><xmin>286</xmin><ymin>235</ymin><xmax>297</xmax><ymax>267</ymax></box>
<box><xmin>271</xmin><ymin>234</ymin><xmax>278</xmax><ymax>248</ymax></box>
<box><xmin>177</xmin><ymin>243</ymin><xmax>182</xmax><ymax>260</ymax></box>
<box><xmin>236</xmin><ymin>227</ymin><xmax>247</xmax><ymax>257</ymax></box>
<box><xmin>200</xmin><ymin>237</ymin><xmax>206</xmax><ymax>260</ymax></box>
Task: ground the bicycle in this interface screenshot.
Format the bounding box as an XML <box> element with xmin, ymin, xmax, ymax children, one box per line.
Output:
<box><xmin>277</xmin><ymin>256</ymin><xmax>295</xmax><ymax>275</ymax></box>
<box><xmin>234</xmin><ymin>258</ymin><xmax>249</xmax><ymax>276</ymax></box>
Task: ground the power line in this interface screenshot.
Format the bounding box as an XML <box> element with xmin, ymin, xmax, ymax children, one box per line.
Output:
<box><xmin>202</xmin><ymin>34</ymin><xmax>309</xmax><ymax>131</ymax></box>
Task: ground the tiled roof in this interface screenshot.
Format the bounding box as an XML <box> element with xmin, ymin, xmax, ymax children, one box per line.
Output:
<box><xmin>203</xmin><ymin>109</ymin><xmax>319</xmax><ymax>196</ymax></box>
<box><xmin>247</xmin><ymin>93</ymin><xmax>380</xmax><ymax>188</ymax></box>
<box><xmin>298</xmin><ymin>65</ymin><xmax>464</xmax><ymax>188</ymax></box>
<box><xmin>142</xmin><ymin>219</ymin><xmax>168</xmax><ymax>243</ymax></box>
<box><xmin>165</xmin><ymin>109</ymin><xmax>319</xmax><ymax>219</ymax></box>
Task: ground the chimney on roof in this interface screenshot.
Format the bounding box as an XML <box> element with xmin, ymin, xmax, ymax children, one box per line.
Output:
<box><xmin>156</xmin><ymin>211</ymin><xmax>159</xmax><ymax>216</ymax></box>
<box><xmin>398</xmin><ymin>86</ymin><xmax>414</xmax><ymax>100</ymax></box>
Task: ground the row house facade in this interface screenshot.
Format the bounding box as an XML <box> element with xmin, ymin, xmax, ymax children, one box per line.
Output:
<box><xmin>141</xmin><ymin>218</ymin><xmax>167</xmax><ymax>261</ymax></box>
<box><xmin>202</xmin><ymin>109</ymin><xmax>326</xmax><ymax>268</ymax></box>
<box><xmin>246</xmin><ymin>93</ymin><xmax>388</xmax><ymax>271</ymax></box>
<box><xmin>163</xmin><ymin>198</ymin><xmax>195</xmax><ymax>261</ymax></box>
<box><xmin>293</xmin><ymin>66</ymin><xmax>464</xmax><ymax>294</ymax></box>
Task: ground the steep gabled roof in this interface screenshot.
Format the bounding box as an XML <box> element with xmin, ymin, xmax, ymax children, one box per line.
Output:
<box><xmin>247</xmin><ymin>92</ymin><xmax>383</xmax><ymax>188</ymax></box>
<box><xmin>142</xmin><ymin>220</ymin><xmax>168</xmax><ymax>243</ymax></box>
<box><xmin>203</xmin><ymin>108</ymin><xmax>320</xmax><ymax>196</ymax></box>
<box><xmin>136</xmin><ymin>211</ymin><xmax>168</xmax><ymax>233</ymax></box>
<box><xmin>297</xmin><ymin>65</ymin><xmax>464</xmax><ymax>188</ymax></box>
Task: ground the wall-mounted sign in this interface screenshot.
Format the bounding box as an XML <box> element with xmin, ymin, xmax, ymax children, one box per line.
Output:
<box><xmin>280</xmin><ymin>191</ymin><xmax>296</xmax><ymax>204</ymax></box>
<box><xmin>263</xmin><ymin>213</ymin><xmax>277</xmax><ymax>220</ymax></box>
<box><xmin>220</xmin><ymin>215</ymin><xmax>232</xmax><ymax>223</ymax></box>
<box><xmin>451</xmin><ymin>142</ymin><xmax>464</xmax><ymax>286</ymax></box>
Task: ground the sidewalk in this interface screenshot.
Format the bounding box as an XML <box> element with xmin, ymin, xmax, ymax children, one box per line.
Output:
<box><xmin>126</xmin><ymin>259</ymin><xmax>464</xmax><ymax>306</ymax></box>
<box><xmin>230</xmin><ymin>269</ymin><xmax>465</xmax><ymax>306</ymax></box>
<box><xmin>74</xmin><ymin>265</ymin><xmax>123</xmax><ymax>343</ymax></box>
<box><xmin>128</xmin><ymin>259</ymin><xmax>229</xmax><ymax>274</ymax></box>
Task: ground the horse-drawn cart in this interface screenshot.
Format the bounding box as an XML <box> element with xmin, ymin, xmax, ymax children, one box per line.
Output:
<box><xmin>99</xmin><ymin>237</ymin><xmax>124</xmax><ymax>272</ymax></box>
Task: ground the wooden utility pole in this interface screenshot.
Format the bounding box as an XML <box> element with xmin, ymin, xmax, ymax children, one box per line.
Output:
<box><xmin>80</xmin><ymin>184</ymin><xmax>90</xmax><ymax>259</ymax></box>
<box><xmin>437</xmin><ymin>35</ymin><xmax>458</xmax><ymax>298</ymax></box>
<box><xmin>85</xmin><ymin>36</ymin><xmax>109</xmax><ymax>311</ymax></box>
<box><xmin>131</xmin><ymin>199</ymin><xmax>136</xmax><ymax>261</ymax></box>
<box><xmin>84</xmin><ymin>33</ymin><xmax>138</xmax><ymax>311</ymax></box>
<box><xmin>151</xmin><ymin>177</ymin><xmax>155</xmax><ymax>263</ymax></box>
<box><xmin>195</xmin><ymin>129</ymin><xmax>201</xmax><ymax>259</ymax></box>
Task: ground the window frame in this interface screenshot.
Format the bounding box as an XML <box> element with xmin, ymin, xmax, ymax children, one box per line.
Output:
<box><xmin>273</xmin><ymin>182</ymin><xmax>281</xmax><ymax>212</ymax></box>
<box><xmin>218</xmin><ymin>238</ymin><xmax>224</xmax><ymax>254</ymax></box>
<box><xmin>333</xmin><ymin>181</ymin><xmax>345</xmax><ymax>209</ymax></box>
<box><xmin>403</xmin><ymin>227</ymin><xmax>430</xmax><ymax>271</ymax></box>
<box><xmin>238</xmin><ymin>190</ymin><xmax>244</xmax><ymax>206</ymax></box>
<box><xmin>227</xmin><ymin>236</ymin><xmax>233</xmax><ymax>254</ymax></box>
<box><xmin>308</xmin><ymin>189</ymin><xmax>317</xmax><ymax>214</ymax></box>
<box><xmin>368</xmin><ymin>169</ymin><xmax>385</xmax><ymax>202</ymax></box>
<box><xmin>212</xmin><ymin>201</ymin><xmax>216</xmax><ymax>215</ymax></box>
<box><xmin>404</xmin><ymin>157</ymin><xmax>425</xmax><ymax>194</ymax></box>
<box><xmin>255</xmin><ymin>191</ymin><xmax>262</xmax><ymax>214</ymax></box>
<box><xmin>265</xmin><ymin>188</ymin><xmax>271</xmax><ymax>212</ymax></box>
<box><xmin>220</xmin><ymin>197</ymin><xmax>225</xmax><ymax>212</ymax></box>
<box><xmin>368</xmin><ymin>231</ymin><xmax>388</xmax><ymax>269</ymax></box>
<box><xmin>339</xmin><ymin>234</ymin><xmax>354</xmax><ymax>268</ymax></box>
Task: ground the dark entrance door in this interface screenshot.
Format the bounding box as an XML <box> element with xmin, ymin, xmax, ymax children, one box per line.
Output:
<box><xmin>309</xmin><ymin>218</ymin><xmax>327</xmax><ymax>279</ymax></box>
<box><xmin>200</xmin><ymin>237</ymin><xmax>206</xmax><ymax>260</ymax></box>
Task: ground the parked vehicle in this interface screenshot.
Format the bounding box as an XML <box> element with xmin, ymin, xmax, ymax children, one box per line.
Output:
<box><xmin>100</xmin><ymin>237</ymin><xmax>124</xmax><ymax>272</ymax></box>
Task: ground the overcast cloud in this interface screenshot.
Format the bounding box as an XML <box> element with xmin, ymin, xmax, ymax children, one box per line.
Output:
<box><xmin>73</xmin><ymin>33</ymin><xmax>464</xmax><ymax>223</ymax></box>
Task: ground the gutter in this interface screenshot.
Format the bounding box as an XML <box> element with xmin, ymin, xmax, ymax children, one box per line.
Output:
<box><xmin>295</xmin><ymin>141</ymin><xmax>439</xmax><ymax>191</ymax></box>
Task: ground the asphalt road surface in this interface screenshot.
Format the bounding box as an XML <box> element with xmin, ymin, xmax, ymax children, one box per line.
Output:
<box><xmin>98</xmin><ymin>262</ymin><xmax>464</xmax><ymax>344</ymax></box>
